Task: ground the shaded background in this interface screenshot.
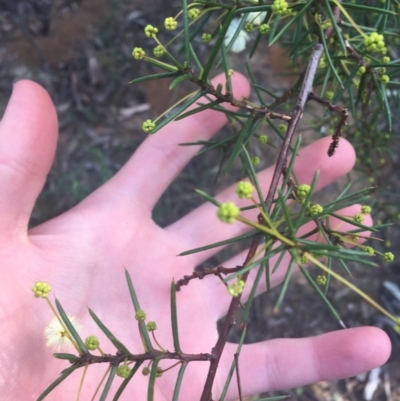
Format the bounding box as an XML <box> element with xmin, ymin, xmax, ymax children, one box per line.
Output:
<box><xmin>1</xmin><ymin>1</ymin><xmax>399</xmax><ymax>400</ymax></box>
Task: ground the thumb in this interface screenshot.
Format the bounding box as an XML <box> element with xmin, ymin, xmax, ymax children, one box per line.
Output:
<box><xmin>0</xmin><ymin>80</ymin><xmax>58</xmax><ymax>234</ymax></box>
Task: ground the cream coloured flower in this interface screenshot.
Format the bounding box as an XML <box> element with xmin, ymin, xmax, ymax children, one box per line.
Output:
<box><xmin>44</xmin><ymin>316</ymin><xmax>82</xmax><ymax>352</ymax></box>
<box><xmin>246</xmin><ymin>12</ymin><xmax>267</xmax><ymax>26</ymax></box>
<box><xmin>224</xmin><ymin>18</ymin><xmax>250</xmax><ymax>53</ymax></box>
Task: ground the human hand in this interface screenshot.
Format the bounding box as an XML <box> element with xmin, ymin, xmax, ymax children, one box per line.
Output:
<box><xmin>0</xmin><ymin>75</ymin><xmax>390</xmax><ymax>400</ymax></box>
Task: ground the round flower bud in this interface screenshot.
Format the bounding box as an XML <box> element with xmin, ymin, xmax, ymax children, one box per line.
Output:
<box><xmin>146</xmin><ymin>321</ymin><xmax>157</xmax><ymax>331</ymax></box>
<box><xmin>259</xmin><ymin>135</ymin><xmax>268</xmax><ymax>144</ymax></box>
<box><xmin>278</xmin><ymin>124</ymin><xmax>287</xmax><ymax>133</ymax></box>
<box><xmin>227</xmin><ymin>279</ymin><xmax>245</xmax><ymax>297</ymax></box>
<box><xmin>317</xmin><ymin>275</ymin><xmax>327</xmax><ymax>285</ymax></box>
<box><xmin>272</xmin><ymin>0</ymin><xmax>289</xmax><ymax>15</ymax></box>
<box><xmin>300</xmin><ymin>255</ymin><xmax>308</xmax><ymax>264</ymax></box>
<box><xmin>363</xmin><ymin>32</ymin><xmax>386</xmax><ymax>52</ymax></box>
<box><xmin>217</xmin><ymin>202</ymin><xmax>240</xmax><ymax>224</ymax></box>
<box><xmin>235</xmin><ymin>181</ymin><xmax>254</xmax><ymax>199</ymax></box>
<box><xmin>85</xmin><ymin>335</ymin><xmax>100</xmax><ymax>350</ymax></box>
<box><xmin>132</xmin><ymin>47</ymin><xmax>145</xmax><ymax>60</ymax></box>
<box><xmin>356</xmin><ymin>66</ymin><xmax>366</xmax><ymax>76</ymax></box>
<box><xmin>153</xmin><ymin>45</ymin><xmax>164</xmax><ymax>58</ymax></box>
<box><xmin>259</xmin><ymin>24</ymin><xmax>270</xmax><ymax>35</ymax></box>
<box><xmin>363</xmin><ymin>246</ymin><xmax>375</xmax><ymax>255</ymax></box>
<box><xmin>135</xmin><ymin>309</ymin><xmax>146</xmax><ymax>321</ymax></box>
<box><xmin>307</xmin><ymin>204</ymin><xmax>324</xmax><ymax>216</ymax></box>
<box><xmin>156</xmin><ymin>367</ymin><xmax>163</xmax><ymax>378</ymax></box>
<box><xmin>326</xmin><ymin>91</ymin><xmax>334</xmax><ymax>101</ymax></box>
<box><xmin>361</xmin><ymin>205</ymin><xmax>372</xmax><ymax>215</ymax></box>
<box><xmin>383</xmin><ymin>252</ymin><xmax>395</xmax><ymax>262</ymax></box>
<box><xmin>244</xmin><ymin>22</ymin><xmax>253</xmax><ymax>32</ymax></box>
<box><xmin>320</xmin><ymin>19</ymin><xmax>331</xmax><ymax>29</ymax></box>
<box><xmin>382</xmin><ymin>56</ymin><xmax>390</xmax><ymax>64</ymax></box>
<box><xmin>188</xmin><ymin>8</ymin><xmax>200</xmax><ymax>20</ymax></box>
<box><xmin>142</xmin><ymin>367</ymin><xmax>150</xmax><ymax>376</ymax></box>
<box><xmin>380</xmin><ymin>75</ymin><xmax>390</xmax><ymax>84</ymax></box>
<box><xmin>318</xmin><ymin>58</ymin><xmax>327</xmax><ymax>69</ymax></box>
<box><xmin>144</xmin><ymin>25</ymin><xmax>158</xmax><ymax>38</ymax></box>
<box><xmin>117</xmin><ymin>365</ymin><xmax>131</xmax><ymax>378</ymax></box>
<box><xmin>142</xmin><ymin>119</ymin><xmax>156</xmax><ymax>134</ymax></box>
<box><xmin>251</xmin><ymin>156</ymin><xmax>260</xmax><ymax>166</ymax></box>
<box><xmin>32</xmin><ymin>281</ymin><xmax>52</xmax><ymax>298</ymax></box>
<box><xmin>353</xmin><ymin>213</ymin><xmax>364</xmax><ymax>224</ymax></box>
<box><xmin>296</xmin><ymin>184</ymin><xmax>311</xmax><ymax>204</ymax></box>
<box><xmin>201</xmin><ymin>33</ymin><xmax>212</xmax><ymax>44</ymax></box>
<box><xmin>227</xmin><ymin>69</ymin><xmax>234</xmax><ymax>77</ymax></box>
<box><xmin>164</xmin><ymin>17</ymin><xmax>177</xmax><ymax>31</ymax></box>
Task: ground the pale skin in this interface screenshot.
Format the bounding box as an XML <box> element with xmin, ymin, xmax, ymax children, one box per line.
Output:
<box><xmin>0</xmin><ymin>75</ymin><xmax>391</xmax><ymax>400</ymax></box>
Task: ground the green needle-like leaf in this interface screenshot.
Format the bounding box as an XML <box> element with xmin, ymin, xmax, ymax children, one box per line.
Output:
<box><xmin>336</xmin><ymin>2</ymin><xmax>396</xmax><ymax>15</ymax></box>
<box><xmin>150</xmin><ymin>90</ymin><xmax>206</xmax><ymax>135</ymax></box>
<box><xmin>274</xmin><ymin>256</ymin><xmax>295</xmax><ymax>311</ymax></box>
<box><xmin>174</xmin><ymin>98</ymin><xmax>223</xmax><ymax>121</ymax></box>
<box><xmin>148</xmin><ymin>358</ymin><xmax>160</xmax><ymax>401</ymax></box>
<box><xmin>219</xmin><ymin>326</ymin><xmax>247</xmax><ymax>401</ymax></box>
<box><xmin>36</xmin><ymin>364</ymin><xmax>82</xmax><ymax>401</ymax></box>
<box><xmin>55</xmin><ymin>298</ymin><xmax>87</xmax><ymax>353</ymax></box>
<box><xmin>182</xmin><ymin>0</ymin><xmax>191</xmax><ymax>66</ymax></box>
<box><xmin>53</xmin><ymin>353</ymin><xmax>81</xmax><ymax>362</ymax></box>
<box><xmin>129</xmin><ymin>71</ymin><xmax>180</xmax><ymax>85</ymax></box>
<box><xmin>125</xmin><ymin>270</ymin><xmax>154</xmax><ymax>351</ymax></box>
<box><xmin>323</xmin><ymin>0</ymin><xmax>347</xmax><ymax>55</ymax></box>
<box><xmin>170</xmin><ymin>281</ymin><xmax>182</xmax><ymax>353</ymax></box>
<box><xmin>319</xmin><ymin>27</ymin><xmax>343</xmax><ymax>87</ymax></box>
<box><xmin>241</xmin><ymin>145</ymin><xmax>267</xmax><ymax>214</ymax></box>
<box><xmin>225</xmin><ymin>115</ymin><xmax>256</xmax><ymax>173</ymax></box>
<box><xmin>169</xmin><ymin>73</ymin><xmax>192</xmax><ymax>90</ymax></box>
<box><xmin>179</xmin><ymin>230</ymin><xmax>258</xmax><ymax>256</ymax></box>
<box><xmin>242</xmin><ymin>262</ymin><xmax>266</xmax><ymax>324</ymax></box>
<box><xmin>299</xmin><ymin>265</ymin><xmax>345</xmax><ymax>328</ymax></box>
<box><xmin>99</xmin><ymin>364</ymin><xmax>118</xmax><ymax>401</ymax></box>
<box><xmin>172</xmin><ymin>363</ymin><xmax>188</xmax><ymax>401</ymax></box>
<box><xmin>194</xmin><ymin>188</ymin><xmax>220</xmax><ymax>207</ymax></box>
<box><xmin>89</xmin><ymin>308</ymin><xmax>133</xmax><ymax>355</ymax></box>
<box><xmin>203</xmin><ymin>7</ymin><xmax>237</xmax><ymax>79</ymax></box>
<box><xmin>277</xmin><ymin>189</ymin><xmax>295</xmax><ymax>238</ymax></box>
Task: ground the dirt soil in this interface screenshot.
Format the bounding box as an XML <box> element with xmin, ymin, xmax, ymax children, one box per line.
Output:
<box><xmin>1</xmin><ymin>1</ymin><xmax>399</xmax><ymax>401</ymax></box>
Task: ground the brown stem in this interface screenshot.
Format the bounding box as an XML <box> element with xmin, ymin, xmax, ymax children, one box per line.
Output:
<box><xmin>175</xmin><ymin>265</ymin><xmax>242</xmax><ymax>291</ymax></box>
<box><xmin>307</xmin><ymin>93</ymin><xmax>348</xmax><ymax>156</ymax></box>
<box><xmin>200</xmin><ymin>43</ymin><xmax>324</xmax><ymax>401</ymax></box>
<box><xmin>70</xmin><ymin>349</ymin><xmax>212</xmax><ymax>366</ymax></box>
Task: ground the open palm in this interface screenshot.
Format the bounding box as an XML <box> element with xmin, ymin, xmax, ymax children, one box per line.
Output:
<box><xmin>0</xmin><ymin>76</ymin><xmax>390</xmax><ymax>401</ymax></box>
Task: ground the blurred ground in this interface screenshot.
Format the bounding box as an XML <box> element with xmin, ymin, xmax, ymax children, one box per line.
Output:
<box><xmin>1</xmin><ymin>1</ymin><xmax>399</xmax><ymax>401</ymax></box>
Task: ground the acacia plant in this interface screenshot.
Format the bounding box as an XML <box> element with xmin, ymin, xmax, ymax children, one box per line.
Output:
<box><xmin>34</xmin><ymin>1</ymin><xmax>400</xmax><ymax>400</ymax></box>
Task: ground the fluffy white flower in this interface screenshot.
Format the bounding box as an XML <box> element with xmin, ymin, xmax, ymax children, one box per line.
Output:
<box><xmin>246</xmin><ymin>12</ymin><xmax>267</xmax><ymax>25</ymax></box>
<box><xmin>44</xmin><ymin>316</ymin><xmax>82</xmax><ymax>352</ymax></box>
<box><xmin>224</xmin><ymin>18</ymin><xmax>250</xmax><ymax>53</ymax></box>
